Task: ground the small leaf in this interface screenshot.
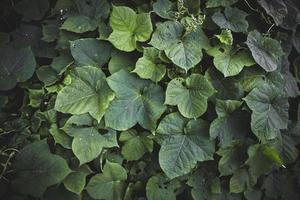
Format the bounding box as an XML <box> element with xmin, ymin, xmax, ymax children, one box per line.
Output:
<box><xmin>133</xmin><ymin>47</ymin><xmax>166</xmax><ymax>82</ymax></box>
<box><xmin>216</xmin><ymin>29</ymin><xmax>233</xmax><ymax>45</ymax></box>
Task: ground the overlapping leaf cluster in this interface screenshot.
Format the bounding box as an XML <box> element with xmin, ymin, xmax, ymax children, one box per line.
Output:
<box><xmin>1</xmin><ymin>0</ymin><xmax>300</xmax><ymax>199</ymax></box>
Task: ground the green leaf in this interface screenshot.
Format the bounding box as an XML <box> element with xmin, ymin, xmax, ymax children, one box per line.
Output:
<box><xmin>119</xmin><ymin>129</ymin><xmax>153</xmax><ymax>161</ymax></box>
<box><xmin>105</xmin><ymin>70</ymin><xmax>166</xmax><ymax>131</ymax></box>
<box><xmin>12</xmin><ymin>140</ymin><xmax>71</xmax><ymax>197</ymax></box>
<box><xmin>0</xmin><ymin>45</ymin><xmax>36</xmax><ymax>91</ymax></box>
<box><xmin>72</xmin><ymin>127</ymin><xmax>118</xmax><ymax>165</ymax></box>
<box><xmin>55</xmin><ymin>66</ymin><xmax>115</xmax><ymax>122</ymax></box>
<box><xmin>246</xmin><ymin>144</ymin><xmax>283</xmax><ymax>177</ymax></box>
<box><xmin>210</xmin><ymin>100</ymin><xmax>250</xmax><ymax>147</ymax></box>
<box><xmin>14</xmin><ymin>0</ymin><xmax>49</xmax><ymax>21</ymax></box>
<box><xmin>207</xmin><ymin>44</ymin><xmax>255</xmax><ymax>77</ymax></box>
<box><xmin>165</xmin><ymin>74</ymin><xmax>215</xmax><ymax>118</ymax></box>
<box><xmin>217</xmin><ymin>142</ymin><xmax>248</xmax><ymax>176</ymax></box>
<box><xmin>133</xmin><ymin>47</ymin><xmax>166</xmax><ymax>82</ymax></box>
<box><xmin>70</xmin><ymin>38</ymin><xmax>112</xmax><ymax>67</ymax></box>
<box><xmin>146</xmin><ymin>174</ymin><xmax>180</xmax><ymax>200</ymax></box>
<box><xmin>212</xmin><ymin>7</ymin><xmax>249</xmax><ymax>32</ymax></box>
<box><xmin>63</xmin><ymin>165</ymin><xmax>91</xmax><ymax>194</ymax></box>
<box><xmin>86</xmin><ymin>161</ymin><xmax>127</xmax><ymax>200</ymax></box>
<box><xmin>62</xmin><ymin>114</ymin><xmax>118</xmax><ymax>165</ymax></box>
<box><xmin>216</xmin><ymin>29</ymin><xmax>233</xmax><ymax>45</ymax></box>
<box><xmin>49</xmin><ymin>124</ymin><xmax>72</xmax><ymax>149</ymax></box>
<box><xmin>246</xmin><ymin>30</ymin><xmax>284</xmax><ymax>72</ymax></box>
<box><xmin>206</xmin><ymin>0</ymin><xmax>238</xmax><ymax>8</ymax></box>
<box><xmin>230</xmin><ymin>169</ymin><xmax>254</xmax><ymax>193</ymax></box>
<box><xmin>149</xmin><ymin>21</ymin><xmax>210</xmax><ymax>71</ymax></box>
<box><xmin>108</xmin><ymin>5</ymin><xmax>153</xmax><ymax>52</ymax></box>
<box><xmin>157</xmin><ymin>112</ymin><xmax>215</xmax><ymax>179</ymax></box>
<box><xmin>244</xmin><ymin>84</ymin><xmax>289</xmax><ymax>140</ymax></box>
<box><xmin>153</xmin><ymin>0</ymin><xmax>175</xmax><ymax>20</ymax></box>
<box><xmin>61</xmin><ymin>15</ymin><xmax>97</xmax><ymax>33</ymax></box>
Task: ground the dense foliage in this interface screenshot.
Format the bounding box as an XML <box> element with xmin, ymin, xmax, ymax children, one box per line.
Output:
<box><xmin>1</xmin><ymin>0</ymin><xmax>300</xmax><ymax>199</ymax></box>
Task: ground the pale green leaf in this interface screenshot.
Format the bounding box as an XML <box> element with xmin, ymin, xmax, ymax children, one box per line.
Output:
<box><xmin>133</xmin><ymin>47</ymin><xmax>166</xmax><ymax>82</ymax></box>
<box><xmin>55</xmin><ymin>66</ymin><xmax>115</xmax><ymax>122</ymax></box>
<box><xmin>165</xmin><ymin>74</ymin><xmax>215</xmax><ymax>118</ymax></box>
<box><xmin>108</xmin><ymin>6</ymin><xmax>153</xmax><ymax>52</ymax></box>
<box><xmin>86</xmin><ymin>161</ymin><xmax>127</xmax><ymax>200</ymax></box>
<box><xmin>105</xmin><ymin>70</ymin><xmax>166</xmax><ymax>131</ymax></box>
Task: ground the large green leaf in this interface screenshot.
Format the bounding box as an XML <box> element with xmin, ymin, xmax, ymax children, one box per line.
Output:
<box><xmin>207</xmin><ymin>44</ymin><xmax>255</xmax><ymax>77</ymax></box>
<box><xmin>146</xmin><ymin>174</ymin><xmax>180</xmax><ymax>200</ymax></box>
<box><xmin>62</xmin><ymin>114</ymin><xmax>118</xmax><ymax>165</ymax></box>
<box><xmin>70</xmin><ymin>38</ymin><xmax>112</xmax><ymax>67</ymax></box>
<box><xmin>105</xmin><ymin>70</ymin><xmax>166</xmax><ymax>131</ymax></box>
<box><xmin>246</xmin><ymin>30</ymin><xmax>284</xmax><ymax>72</ymax></box>
<box><xmin>119</xmin><ymin>129</ymin><xmax>153</xmax><ymax>161</ymax></box>
<box><xmin>157</xmin><ymin>112</ymin><xmax>215</xmax><ymax>179</ymax></box>
<box><xmin>86</xmin><ymin>161</ymin><xmax>127</xmax><ymax>200</ymax></box>
<box><xmin>108</xmin><ymin>5</ymin><xmax>153</xmax><ymax>52</ymax></box>
<box><xmin>133</xmin><ymin>47</ymin><xmax>166</xmax><ymax>82</ymax></box>
<box><xmin>55</xmin><ymin>66</ymin><xmax>115</xmax><ymax>122</ymax></box>
<box><xmin>244</xmin><ymin>84</ymin><xmax>289</xmax><ymax>140</ymax></box>
<box><xmin>12</xmin><ymin>140</ymin><xmax>71</xmax><ymax>197</ymax></box>
<box><xmin>149</xmin><ymin>21</ymin><xmax>210</xmax><ymax>71</ymax></box>
<box><xmin>165</xmin><ymin>74</ymin><xmax>215</xmax><ymax>118</ymax></box>
<box><xmin>212</xmin><ymin>7</ymin><xmax>249</xmax><ymax>32</ymax></box>
<box><xmin>0</xmin><ymin>45</ymin><xmax>36</xmax><ymax>91</ymax></box>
